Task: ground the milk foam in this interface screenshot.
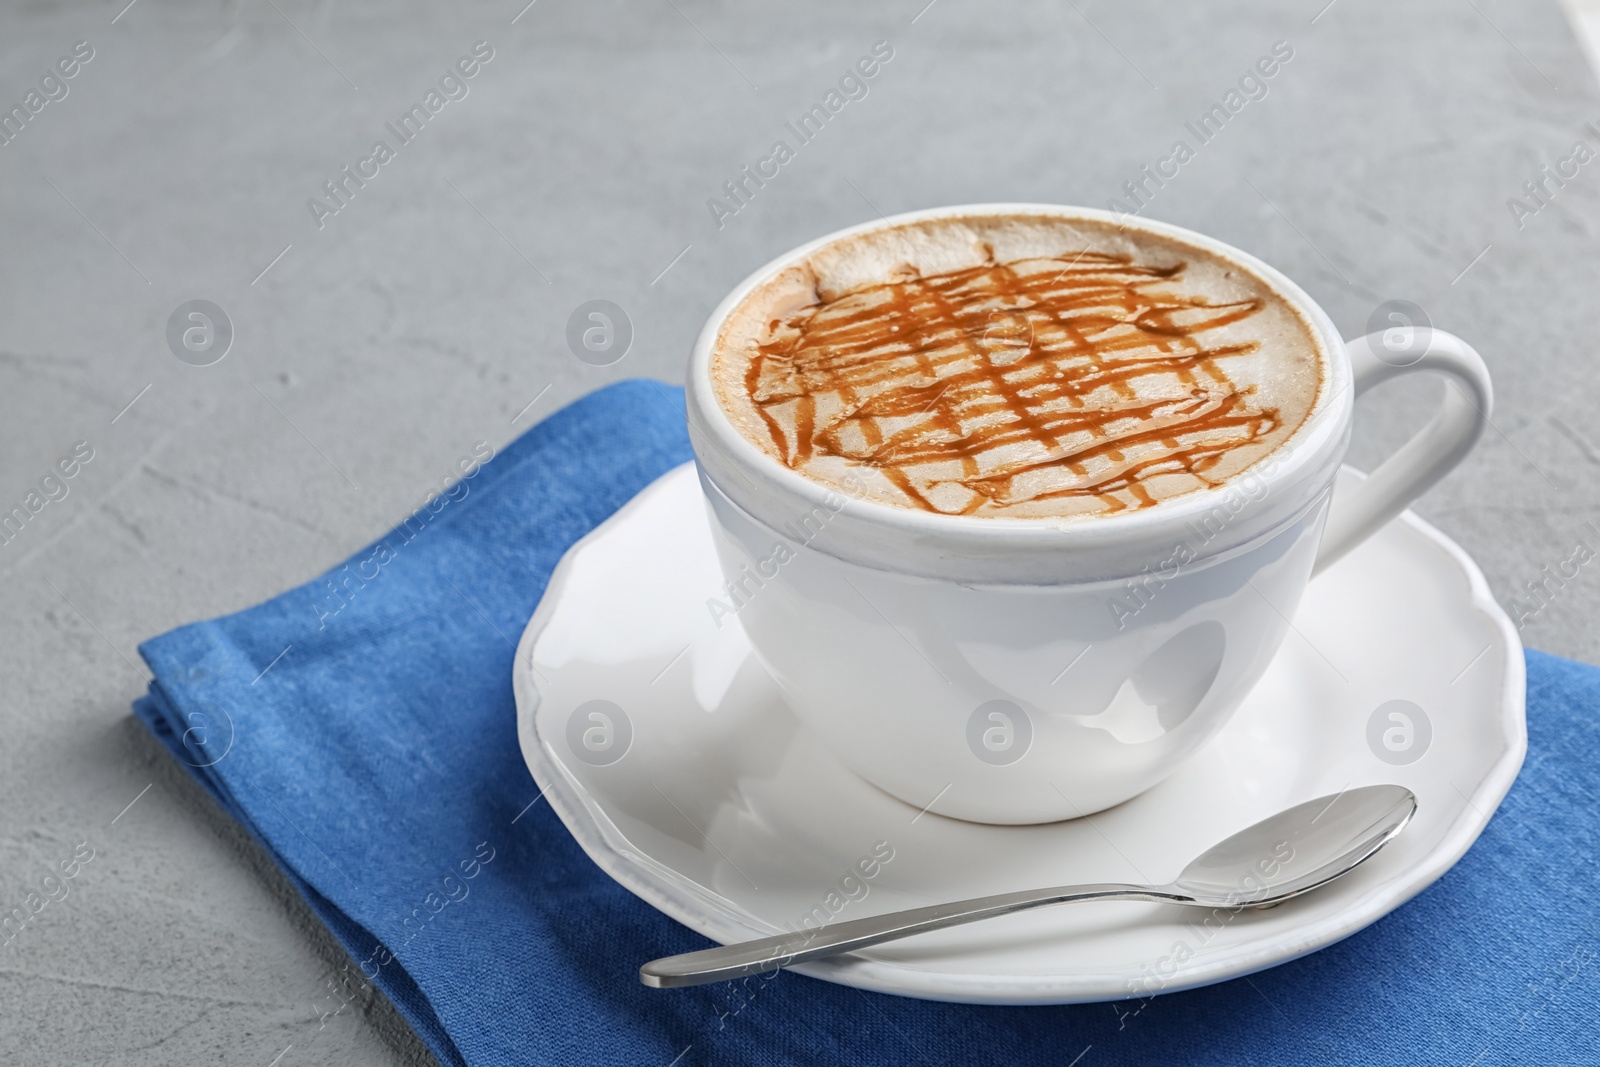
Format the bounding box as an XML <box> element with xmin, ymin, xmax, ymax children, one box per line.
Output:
<box><xmin>711</xmin><ymin>212</ymin><xmax>1326</xmax><ymax>520</ymax></box>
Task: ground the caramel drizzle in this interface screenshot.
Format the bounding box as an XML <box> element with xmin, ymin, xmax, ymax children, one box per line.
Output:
<box><xmin>744</xmin><ymin>249</ymin><xmax>1280</xmax><ymax>515</ymax></box>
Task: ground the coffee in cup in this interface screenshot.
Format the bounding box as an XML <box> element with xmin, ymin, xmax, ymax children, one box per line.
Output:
<box><xmin>711</xmin><ymin>214</ymin><xmax>1324</xmax><ymax>521</ymax></box>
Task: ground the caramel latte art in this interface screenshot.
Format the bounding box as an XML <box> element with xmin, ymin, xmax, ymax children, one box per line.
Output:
<box><xmin>710</xmin><ymin>213</ymin><xmax>1326</xmax><ymax>519</ymax></box>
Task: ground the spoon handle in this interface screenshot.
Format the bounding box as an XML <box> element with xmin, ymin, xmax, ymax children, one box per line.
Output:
<box><xmin>639</xmin><ymin>882</ymin><xmax>1184</xmax><ymax>988</ymax></box>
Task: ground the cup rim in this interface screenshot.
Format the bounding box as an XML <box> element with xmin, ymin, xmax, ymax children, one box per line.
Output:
<box><xmin>686</xmin><ymin>202</ymin><xmax>1354</xmax><ymax>554</ymax></box>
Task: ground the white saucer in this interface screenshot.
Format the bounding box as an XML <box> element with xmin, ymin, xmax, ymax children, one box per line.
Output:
<box><xmin>513</xmin><ymin>463</ymin><xmax>1525</xmax><ymax>1004</ymax></box>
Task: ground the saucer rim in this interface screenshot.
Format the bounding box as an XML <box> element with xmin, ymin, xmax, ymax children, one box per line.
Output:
<box><xmin>514</xmin><ymin>462</ymin><xmax>1527</xmax><ymax>1004</ymax></box>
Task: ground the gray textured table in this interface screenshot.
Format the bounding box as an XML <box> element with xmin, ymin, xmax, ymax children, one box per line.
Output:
<box><xmin>2</xmin><ymin>1</ymin><xmax>1596</xmax><ymax>1063</ymax></box>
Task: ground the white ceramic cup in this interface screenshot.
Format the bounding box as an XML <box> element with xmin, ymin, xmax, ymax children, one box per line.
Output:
<box><xmin>685</xmin><ymin>204</ymin><xmax>1491</xmax><ymax>824</ymax></box>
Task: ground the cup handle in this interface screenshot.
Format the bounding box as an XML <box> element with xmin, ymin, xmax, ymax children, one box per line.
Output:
<box><xmin>1312</xmin><ymin>329</ymin><xmax>1492</xmax><ymax>575</ymax></box>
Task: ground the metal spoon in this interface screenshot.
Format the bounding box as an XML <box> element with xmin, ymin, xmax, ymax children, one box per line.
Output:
<box><xmin>640</xmin><ymin>784</ymin><xmax>1415</xmax><ymax>988</ymax></box>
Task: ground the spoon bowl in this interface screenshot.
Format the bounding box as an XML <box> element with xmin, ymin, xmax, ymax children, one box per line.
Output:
<box><xmin>1174</xmin><ymin>784</ymin><xmax>1417</xmax><ymax>906</ymax></box>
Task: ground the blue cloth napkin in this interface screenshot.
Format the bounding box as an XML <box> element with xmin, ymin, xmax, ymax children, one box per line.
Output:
<box><xmin>135</xmin><ymin>379</ymin><xmax>1597</xmax><ymax>1066</ymax></box>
